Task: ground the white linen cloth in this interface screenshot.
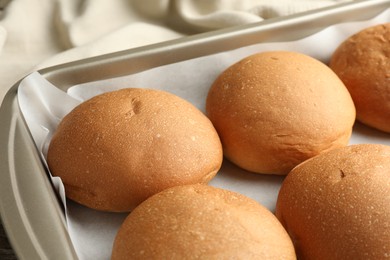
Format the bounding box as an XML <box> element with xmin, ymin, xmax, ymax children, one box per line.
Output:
<box><xmin>0</xmin><ymin>0</ymin><xmax>351</xmax><ymax>102</ymax></box>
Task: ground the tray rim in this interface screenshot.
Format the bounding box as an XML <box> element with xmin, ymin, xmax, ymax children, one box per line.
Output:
<box><xmin>40</xmin><ymin>0</ymin><xmax>390</xmax><ymax>89</ymax></box>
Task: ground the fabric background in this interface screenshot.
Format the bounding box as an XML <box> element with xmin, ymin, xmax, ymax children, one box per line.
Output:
<box><xmin>0</xmin><ymin>0</ymin><xmax>352</xmax><ymax>102</ymax></box>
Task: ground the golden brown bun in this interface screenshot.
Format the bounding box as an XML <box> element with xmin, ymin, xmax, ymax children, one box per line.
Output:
<box><xmin>206</xmin><ymin>51</ymin><xmax>355</xmax><ymax>175</ymax></box>
<box><xmin>47</xmin><ymin>88</ymin><xmax>222</xmax><ymax>212</ymax></box>
<box><xmin>330</xmin><ymin>23</ymin><xmax>390</xmax><ymax>133</ymax></box>
<box><xmin>112</xmin><ymin>184</ymin><xmax>296</xmax><ymax>260</ymax></box>
<box><xmin>276</xmin><ymin>144</ymin><xmax>390</xmax><ymax>259</ymax></box>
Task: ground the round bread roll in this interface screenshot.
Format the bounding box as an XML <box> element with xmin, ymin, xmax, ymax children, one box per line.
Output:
<box><xmin>330</xmin><ymin>23</ymin><xmax>390</xmax><ymax>133</ymax></box>
<box><xmin>47</xmin><ymin>88</ymin><xmax>223</xmax><ymax>212</ymax></box>
<box><xmin>206</xmin><ymin>51</ymin><xmax>355</xmax><ymax>175</ymax></box>
<box><xmin>112</xmin><ymin>184</ymin><xmax>296</xmax><ymax>259</ymax></box>
<box><xmin>276</xmin><ymin>144</ymin><xmax>390</xmax><ymax>259</ymax></box>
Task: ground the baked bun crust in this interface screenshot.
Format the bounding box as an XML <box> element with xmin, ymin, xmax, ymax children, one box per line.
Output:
<box><xmin>330</xmin><ymin>23</ymin><xmax>390</xmax><ymax>133</ymax></box>
<box><xmin>276</xmin><ymin>144</ymin><xmax>390</xmax><ymax>259</ymax></box>
<box><xmin>47</xmin><ymin>88</ymin><xmax>222</xmax><ymax>212</ymax></box>
<box><xmin>206</xmin><ymin>51</ymin><xmax>355</xmax><ymax>175</ymax></box>
<box><xmin>112</xmin><ymin>184</ymin><xmax>296</xmax><ymax>259</ymax></box>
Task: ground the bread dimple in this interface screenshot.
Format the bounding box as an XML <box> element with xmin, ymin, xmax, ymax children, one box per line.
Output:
<box><xmin>276</xmin><ymin>144</ymin><xmax>390</xmax><ymax>259</ymax></box>
<box><xmin>330</xmin><ymin>23</ymin><xmax>390</xmax><ymax>133</ymax></box>
<box><xmin>207</xmin><ymin>51</ymin><xmax>355</xmax><ymax>174</ymax></box>
<box><xmin>112</xmin><ymin>184</ymin><xmax>296</xmax><ymax>259</ymax></box>
<box><xmin>47</xmin><ymin>88</ymin><xmax>223</xmax><ymax>212</ymax></box>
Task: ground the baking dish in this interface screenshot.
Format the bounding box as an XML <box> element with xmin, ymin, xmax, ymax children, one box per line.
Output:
<box><xmin>1</xmin><ymin>0</ymin><xmax>389</xmax><ymax>259</ymax></box>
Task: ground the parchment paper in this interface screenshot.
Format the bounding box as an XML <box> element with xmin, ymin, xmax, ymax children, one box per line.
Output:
<box><xmin>18</xmin><ymin>8</ymin><xmax>390</xmax><ymax>260</ymax></box>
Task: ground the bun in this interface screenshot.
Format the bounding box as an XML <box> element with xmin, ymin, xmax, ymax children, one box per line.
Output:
<box><xmin>276</xmin><ymin>144</ymin><xmax>390</xmax><ymax>259</ymax></box>
<box><xmin>47</xmin><ymin>88</ymin><xmax>222</xmax><ymax>212</ymax></box>
<box><xmin>206</xmin><ymin>51</ymin><xmax>355</xmax><ymax>175</ymax></box>
<box><xmin>112</xmin><ymin>184</ymin><xmax>296</xmax><ymax>259</ymax></box>
<box><xmin>330</xmin><ymin>23</ymin><xmax>390</xmax><ymax>133</ymax></box>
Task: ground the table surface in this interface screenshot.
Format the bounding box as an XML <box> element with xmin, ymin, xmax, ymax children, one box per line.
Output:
<box><xmin>0</xmin><ymin>220</ymin><xmax>17</xmax><ymax>260</ymax></box>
